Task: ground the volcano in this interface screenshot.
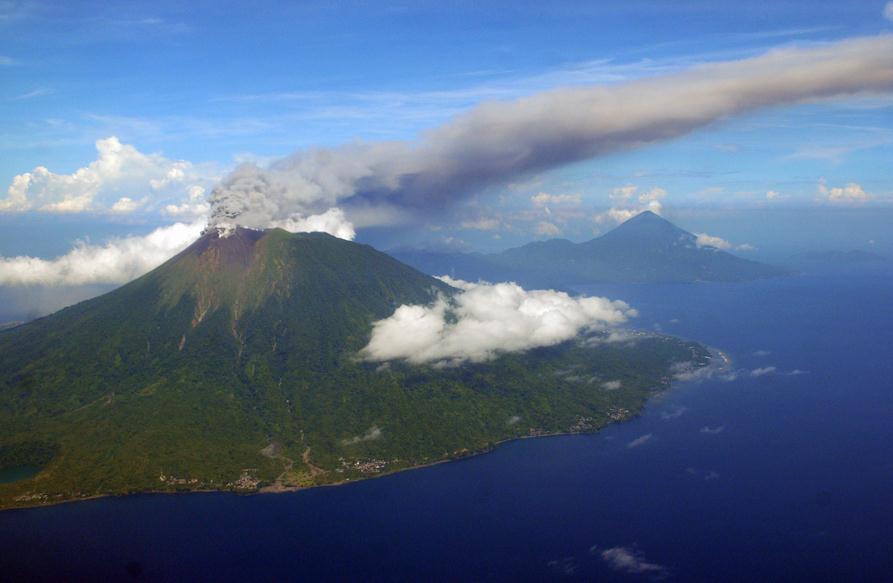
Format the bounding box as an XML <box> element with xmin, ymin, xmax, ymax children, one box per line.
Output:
<box><xmin>393</xmin><ymin>211</ymin><xmax>789</xmax><ymax>287</ymax></box>
<box><xmin>0</xmin><ymin>228</ymin><xmax>708</xmax><ymax>508</ymax></box>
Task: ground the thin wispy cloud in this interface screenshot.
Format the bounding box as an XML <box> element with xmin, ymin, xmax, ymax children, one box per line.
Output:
<box><xmin>660</xmin><ymin>406</ymin><xmax>688</xmax><ymax>420</ymax></box>
<box><xmin>700</xmin><ymin>425</ymin><xmax>726</xmax><ymax>435</ymax></box>
<box><xmin>686</xmin><ymin>467</ymin><xmax>721</xmax><ymax>481</ymax></box>
<box><xmin>750</xmin><ymin>366</ymin><xmax>777</xmax><ymax>377</ymax></box>
<box><xmin>341</xmin><ymin>426</ymin><xmax>383</xmax><ymax>445</ymax></box>
<box><xmin>672</xmin><ymin>360</ymin><xmax>738</xmax><ymax>383</ymax></box>
<box><xmin>627</xmin><ymin>434</ymin><xmax>653</xmax><ymax>449</ymax></box>
<box><xmin>10</xmin><ymin>87</ymin><xmax>52</xmax><ymax>100</ymax></box>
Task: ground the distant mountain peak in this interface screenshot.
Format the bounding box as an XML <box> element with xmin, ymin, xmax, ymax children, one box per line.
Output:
<box><xmin>626</xmin><ymin>209</ymin><xmax>660</xmax><ymax>221</ymax></box>
<box><xmin>392</xmin><ymin>210</ymin><xmax>788</xmax><ymax>285</ymax></box>
<box><xmin>614</xmin><ymin>210</ymin><xmax>679</xmax><ymax>230</ymax></box>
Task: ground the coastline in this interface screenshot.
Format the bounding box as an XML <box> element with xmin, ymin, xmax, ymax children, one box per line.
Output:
<box><xmin>0</xmin><ymin>429</ymin><xmax>616</xmax><ymax>513</ymax></box>
<box><xmin>1</xmin><ymin>348</ymin><xmax>728</xmax><ymax>513</ymax></box>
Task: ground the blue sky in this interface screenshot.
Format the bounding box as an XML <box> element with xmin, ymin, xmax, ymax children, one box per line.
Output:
<box><xmin>1</xmin><ymin>0</ymin><xmax>893</xmax><ymax>265</ymax></box>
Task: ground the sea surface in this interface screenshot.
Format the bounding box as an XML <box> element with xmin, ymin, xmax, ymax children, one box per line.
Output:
<box><xmin>1</xmin><ymin>263</ymin><xmax>892</xmax><ymax>582</ymax></box>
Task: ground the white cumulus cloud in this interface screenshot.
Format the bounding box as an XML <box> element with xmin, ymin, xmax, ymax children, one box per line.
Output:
<box><xmin>163</xmin><ymin>185</ymin><xmax>210</xmax><ymax>219</ymax></box>
<box><xmin>267</xmin><ymin>207</ymin><xmax>356</xmax><ymax>241</ymax></box>
<box><xmin>0</xmin><ymin>137</ymin><xmax>218</xmax><ymax>215</ymax></box>
<box><xmin>818</xmin><ymin>180</ymin><xmax>870</xmax><ymax>203</ymax></box>
<box><xmin>885</xmin><ymin>2</ymin><xmax>893</xmax><ymax>22</ymax></box>
<box><xmin>361</xmin><ymin>276</ymin><xmax>636</xmax><ymax>365</ymax></box>
<box><xmin>110</xmin><ymin>197</ymin><xmax>145</xmax><ymax>214</ymax></box>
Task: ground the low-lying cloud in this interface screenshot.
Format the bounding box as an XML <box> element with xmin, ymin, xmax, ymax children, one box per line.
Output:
<box><xmin>361</xmin><ymin>276</ymin><xmax>635</xmax><ymax>365</ymax></box>
<box><xmin>341</xmin><ymin>426</ymin><xmax>383</xmax><ymax>445</ymax></box>
<box><xmin>750</xmin><ymin>366</ymin><xmax>777</xmax><ymax>377</ymax></box>
<box><xmin>626</xmin><ymin>433</ymin><xmax>653</xmax><ymax>448</ymax></box>
<box><xmin>660</xmin><ymin>405</ymin><xmax>688</xmax><ymax>420</ymax></box>
<box><xmin>672</xmin><ymin>360</ymin><xmax>739</xmax><ymax>383</ymax></box>
<box><xmin>695</xmin><ymin>232</ymin><xmax>754</xmax><ymax>252</ymax></box>
<box><xmin>700</xmin><ymin>425</ymin><xmax>726</xmax><ymax>435</ymax></box>
<box><xmin>206</xmin><ymin>35</ymin><xmax>893</xmax><ymax>229</ymax></box>
<box><xmin>0</xmin><ymin>220</ymin><xmax>205</xmax><ymax>286</ymax></box>
<box><xmin>0</xmin><ymin>209</ymin><xmax>356</xmax><ymax>287</ymax></box>
<box><xmin>819</xmin><ymin>180</ymin><xmax>871</xmax><ymax>203</ymax></box>
<box><xmin>595</xmin><ymin>546</ymin><xmax>668</xmax><ymax>577</ymax></box>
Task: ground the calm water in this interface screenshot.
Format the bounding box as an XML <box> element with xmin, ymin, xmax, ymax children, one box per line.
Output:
<box><xmin>0</xmin><ymin>467</ymin><xmax>39</xmax><ymax>485</ymax></box>
<box><xmin>1</xmin><ymin>264</ymin><xmax>892</xmax><ymax>582</ymax></box>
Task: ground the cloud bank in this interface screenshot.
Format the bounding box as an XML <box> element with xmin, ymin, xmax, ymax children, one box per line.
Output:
<box><xmin>0</xmin><ymin>209</ymin><xmax>356</xmax><ymax>287</ymax></box>
<box><xmin>361</xmin><ymin>276</ymin><xmax>635</xmax><ymax>365</ymax></box>
<box><xmin>0</xmin><ymin>220</ymin><xmax>205</xmax><ymax>286</ymax></box>
<box><xmin>207</xmin><ymin>35</ymin><xmax>893</xmax><ymax>229</ymax></box>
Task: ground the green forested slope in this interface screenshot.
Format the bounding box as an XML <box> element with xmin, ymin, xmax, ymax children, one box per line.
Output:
<box><xmin>0</xmin><ymin>228</ymin><xmax>708</xmax><ymax>508</ymax></box>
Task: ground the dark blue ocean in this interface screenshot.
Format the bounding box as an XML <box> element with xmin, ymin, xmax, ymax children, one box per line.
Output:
<box><xmin>1</xmin><ymin>264</ymin><xmax>892</xmax><ymax>582</ymax></box>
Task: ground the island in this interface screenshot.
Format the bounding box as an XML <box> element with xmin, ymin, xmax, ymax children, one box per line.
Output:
<box><xmin>0</xmin><ymin>228</ymin><xmax>712</xmax><ymax>509</ymax></box>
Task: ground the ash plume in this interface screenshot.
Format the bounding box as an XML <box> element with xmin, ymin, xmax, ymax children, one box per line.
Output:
<box><xmin>208</xmin><ymin>35</ymin><xmax>893</xmax><ymax>229</ymax></box>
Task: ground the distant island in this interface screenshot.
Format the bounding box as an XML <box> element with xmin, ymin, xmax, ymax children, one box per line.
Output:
<box><xmin>0</xmin><ymin>227</ymin><xmax>711</xmax><ymax>509</ymax></box>
<box><xmin>392</xmin><ymin>211</ymin><xmax>789</xmax><ymax>288</ymax></box>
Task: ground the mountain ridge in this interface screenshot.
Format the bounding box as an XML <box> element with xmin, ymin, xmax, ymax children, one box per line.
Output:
<box><xmin>392</xmin><ymin>211</ymin><xmax>788</xmax><ymax>286</ymax></box>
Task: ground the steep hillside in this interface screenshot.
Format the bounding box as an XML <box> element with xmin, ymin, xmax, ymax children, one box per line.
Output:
<box><xmin>0</xmin><ymin>227</ymin><xmax>708</xmax><ymax>509</ymax></box>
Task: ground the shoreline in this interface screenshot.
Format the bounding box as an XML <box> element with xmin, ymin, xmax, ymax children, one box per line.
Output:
<box><xmin>0</xmin><ymin>429</ymin><xmax>614</xmax><ymax>513</ymax></box>
<box><xmin>1</xmin><ymin>349</ymin><xmax>727</xmax><ymax>514</ymax></box>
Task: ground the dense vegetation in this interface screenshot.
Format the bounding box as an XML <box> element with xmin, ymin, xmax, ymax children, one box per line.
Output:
<box><xmin>0</xmin><ymin>228</ymin><xmax>709</xmax><ymax>509</ymax></box>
